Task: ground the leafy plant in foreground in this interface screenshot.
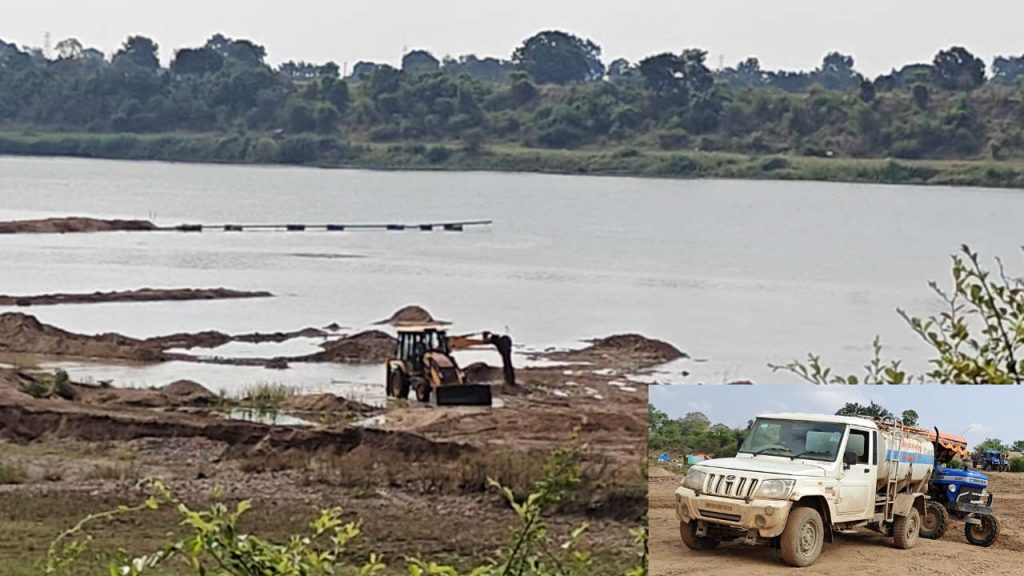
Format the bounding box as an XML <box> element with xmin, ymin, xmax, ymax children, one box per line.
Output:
<box><xmin>44</xmin><ymin>440</ymin><xmax>646</xmax><ymax>576</ymax></box>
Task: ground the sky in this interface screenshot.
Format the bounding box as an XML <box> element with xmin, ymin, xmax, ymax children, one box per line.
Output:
<box><xmin>1</xmin><ymin>1</ymin><xmax>1023</xmax><ymax>76</ymax></box>
<box><xmin>650</xmin><ymin>385</ymin><xmax>1024</xmax><ymax>448</ymax></box>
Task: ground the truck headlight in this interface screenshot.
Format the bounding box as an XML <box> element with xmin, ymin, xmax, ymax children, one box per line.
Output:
<box><xmin>683</xmin><ymin>469</ymin><xmax>707</xmax><ymax>491</ymax></box>
<box><xmin>755</xmin><ymin>479</ymin><xmax>795</xmax><ymax>499</ymax></box>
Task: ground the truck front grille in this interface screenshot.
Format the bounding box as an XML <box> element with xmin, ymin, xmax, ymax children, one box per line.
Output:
<box><xmin>698</xmin><ymin>509</ymin><xmax>742</xmax><ymax>522</ymax></box>
<box><xmin>703</xmin><ymin>473</ymin><xmax>759</xmax><ymax>500</ymax></box>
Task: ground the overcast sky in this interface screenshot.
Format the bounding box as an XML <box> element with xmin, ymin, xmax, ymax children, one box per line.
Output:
<box><xmin>2</xmin><ymin>1</ymin><xmax>1023</xmax><ymax>76</ymax></box>
<box><xmin>650</xmin><ymin>385</ymin><xmax>1024</xmax><ymax>448</ymax></box>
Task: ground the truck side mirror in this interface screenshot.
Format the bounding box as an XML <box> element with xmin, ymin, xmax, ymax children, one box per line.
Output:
<box><xmin>843</xmin><ymin>451</ymin><xmax>858</xmax><ymax>468</ymax></box>
<box><xmin>736</xmin><ymin>436</ymin><xmax>745</xmax><ymax>452</ymax></box>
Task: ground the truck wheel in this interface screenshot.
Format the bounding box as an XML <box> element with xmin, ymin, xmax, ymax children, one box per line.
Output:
<box><xmin>893</xmin><ymin>507</ymin><xmax>921</xmax><ymax>549</ymax></box>
<box><xmin>388</xmin><ymin>371</ymin><xmax>410</xmax><ymax>399</ymax></box>
<box><xmin>920</xmin><ymin>502</ymin><xmax>948</xmax><ymax>540</ymax></box>
<box><xmin>965</xmin><ymin>515</ymin><xmax>999</xmax><ymax>547</ymax></box>
<box><xmin>779</xmin><ymin>506</ymin><xmax>824</xmax><ymax>567</ymax></box>
<box><xmin>679</xmin><ymin>521</ymin><xmax>719</xmax><ymax>551</ymax></box>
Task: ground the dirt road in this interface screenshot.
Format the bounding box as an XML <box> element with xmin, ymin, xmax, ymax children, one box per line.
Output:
<box><xmin>650</xmin><ymin>468</ymin><xmax>1024</xmax><ymax>576</ymax></box>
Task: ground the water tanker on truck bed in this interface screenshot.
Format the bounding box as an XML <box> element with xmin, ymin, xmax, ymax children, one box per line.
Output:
<box><xmin>675</xmin><ymin>413</ymin><xmax>934</xmax><ymax>567</ymax></box>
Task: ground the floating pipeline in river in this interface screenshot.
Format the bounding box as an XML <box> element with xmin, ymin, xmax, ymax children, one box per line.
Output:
<box><xmin>0</xmin><ymin>216</ymin><xmax>492</xmax><ymax>234</ymax></box>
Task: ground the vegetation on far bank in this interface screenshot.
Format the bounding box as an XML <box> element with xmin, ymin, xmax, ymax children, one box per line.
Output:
<box><xmin>5</xmin><ymin>131</ymin><xmax>1024</xmax><ymax>189</ymax></box>
<box><xmin>5</xmin><ymin>31</ymin><xmax>1024</xmax><ymax>187</ymax></box>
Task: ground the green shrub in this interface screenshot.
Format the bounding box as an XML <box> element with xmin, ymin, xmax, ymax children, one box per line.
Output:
<box><xmin>425</xmin><ymin>145</ymin><xmax>452</xmax><ymax>163</ymax></box>
<box><xmin>0</xmin><ymin>459</ymin><xmax>27</xmax><ymax>485</ymax></box>
<box><xmin>1010</xmin><ymin>457</ymin><xmax>1024</xmax><ymax>472</ymax></box>
<box><xmin>760</xmin><ymin>156</ymin><xmax>790</xmax><ymax>171</ymax></box>
<box><xmin>949</xmin><ymin>458</ymin><xmax>963</xmax><ymax>469</ymax></box>
<box><xmin>241</xmin><ymin>382</ymin><xmax>296</xmax><ymax>412</ymax></box>
<box><xmin>19</xmin><ymin>370</ymin><xmax>77</xmax><ymax>401</ymax></box>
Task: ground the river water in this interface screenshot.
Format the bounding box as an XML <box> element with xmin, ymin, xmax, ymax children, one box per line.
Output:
<box><xmin>1</xmin><ymin>155</ymin><xmax>1022</xmax><ymax>384</ymax></box>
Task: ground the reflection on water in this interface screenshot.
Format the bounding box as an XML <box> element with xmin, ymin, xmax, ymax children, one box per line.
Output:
<box><xmin>35</xmin><ymin>358</ymin><xmax>387</xmax><ymax>406</ymax></box>
<box><xmin>5</xmin><ymin>156</ymin><xmax>1024</xmax><ymax>381</ymax></box>
<box><xmin>229</xmin><ymin>408</ymin><xmax>316</xmax><ymax>427</ymax></box>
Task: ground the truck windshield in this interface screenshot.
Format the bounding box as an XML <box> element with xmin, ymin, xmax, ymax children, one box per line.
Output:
<box><xmin>739</xmin><ymin>419</ymin><xmax>847</xmax><ymax>462</ymax></box>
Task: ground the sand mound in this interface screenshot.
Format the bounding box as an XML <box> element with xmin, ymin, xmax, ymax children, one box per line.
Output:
<box><xmin>282</xmin><ymin>393</ymin><xmax>378</xmax><ymax>415</ymax></box>
<box><xmin>544</xmin><ymin>333</ymin><xmax>685</xmax><ymax>369</ymax></box>
<box><xmin>0</xmin><ymin>312</ymin><xmax>162</xmax><ymax>361</ymax></box>
<box><xmin>374</xmin><ymin>305</ymin><xmax>449</xmax><ymax>326</ymax></box>
<box><xmin>462</xmin><ymin>362</ymin><xmax>505</xmax><ymax>384</ymax></box>
<box><xmin>0</xmin><ymin>288</ymin><xmax>271</xmax><ymax>307</ymax></box>
<box><xmin>305</xmin><ymin>331</ymin><xmax>396</xmax><ymax>364</ymax></box>
<box><xmin>0</xmin><ymin>217</ymin><xmax>157</xmax><ymax>234</ymax></box>
<box><xmin>649</xmin><ymin>466</ymin><xmax>675</xmax><ymax>477</ymax></box>
<box><xmin>584</xmin><ymin>334</ymin><xmax>685</xmax><ymax>362</ymax></box>
<box><xmin>161</xmin><ymin>380</ymin><xmax>217</xmax><ymax>403</ymax></box>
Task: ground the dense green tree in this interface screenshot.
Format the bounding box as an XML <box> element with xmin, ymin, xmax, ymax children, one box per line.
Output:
<box><xmin>992</xmin><ymin>55</ymin><xmax>1024</xmax><ymax>85</ymax></box>
<box><xmin>512</xmin><ymin>30</ymin><xmax>604</xmax><ymax>84</ymax></box>
<box><xmin>171</xmin><ymin>47</ymin><xmax>224</xmax><ymax>75</ymax></box>
<box><xmin>1012</xmin><ymin>440</ymin><xmax>1024</xmax><ymax>452</ymax></box>
<box><xmin>836</xmin><ymin>401</ymin><xmax>893</xmax><ymax>419</ymax></box>
<box><xmin>901</xmin><ymin>409</ymin><xmax>919</xmax><ymax>427</ymax></box>
<box><xmin>933</xmin><ymin>46</ymin><xmax>986</xmax><ymax>90</ymax></box>
<box><xmin>976</xmin><ymin>438</ymin><xmax>1007</xmax><ymax>452</ymax></box>
<box><xmin>648</xmin><ymin>404</ymin><xmax>748</xmax><ymax>458</ymax></box>
<box><xmin>719</xmin><ymin>57</ymin><xmax>767</xmax><ymax>88</ymax></box>
<box><xmin>54</xmin><ymin>38</ymin><xmax>83</xmax><ymax>60</ymax></box>
<box><xmin>816</xmin><ymin>52</ymin><xmax>862</xmax><ymax>90</ymax></box>
<box><xmin>859</xmin><ymin>79</ymin><xmax>876</xmax><ymax>102</ymax></box>
<box><xmin>114</xmin><ymin>36</ymin><xmax>159</xmax><ymax>70</ymax></box>
<box><xmin>402</xmin><ymin>49</ymin><xmax>440</xmax><ymax>74</ymax></box>
<box><xmin>5</xmin><ymin>31</ymin><xmax>1024</xmax><ymax>165</ymax></box>
<box><xmin>912</xmin><ymin>84</ymin><xmax>930</xmax><ymax>110</ymax></box>
<box><xmin>205</xmin><ymin>34</ymin><xmax>266</xmax><ymax>67</ymax></box>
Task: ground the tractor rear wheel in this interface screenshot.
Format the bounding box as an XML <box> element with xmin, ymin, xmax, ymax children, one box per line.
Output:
<box><xmin>679</xmin><ymin>521</ymin><xmax>719</xmax><ymax>551</ymax></box>
<box><xmin>388</xmin><ymin>370</ymin><xmax>409</xmax><ymax>399</ymax></box>
<box><xmin>920</xmin><ymin>501</ymin><xmax>948</xmax><ymax>540</ymax></box>
<box><xmin>965</xmin><ymin>514</ymin><xmax>999</xmax><ymax>547</ymax></box>
<box><xmin>893</xmin><ymin>507</ymin><xmax>920</xmax><ymax>549</ymax></box>
<box><xmin>779</xmin><ymin>506</ymin><xmax>824</xmax><ymax>567</ymax></box>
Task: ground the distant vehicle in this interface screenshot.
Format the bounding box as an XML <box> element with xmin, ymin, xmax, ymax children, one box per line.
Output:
<box><xmin>974</xmin><ymin>449</ymin><xmax>1009</xmax><ymax>472</ymax></box>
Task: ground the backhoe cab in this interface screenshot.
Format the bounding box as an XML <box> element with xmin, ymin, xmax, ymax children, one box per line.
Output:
<box><xmin>385</xmin><ymin>324</ymin><xmax>498</xmax><ymax>406</ymax></box>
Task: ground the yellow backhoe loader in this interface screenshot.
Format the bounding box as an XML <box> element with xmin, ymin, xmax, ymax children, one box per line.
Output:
<box><xmin>385</xmin><ymin>324</ymin><xmax>514</xmax><ymax>406</ymax></box>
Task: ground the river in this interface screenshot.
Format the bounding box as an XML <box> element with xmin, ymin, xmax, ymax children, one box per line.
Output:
<box><xmin>1</xmin><ymin>155</ymin><xmax>1021</xmax><ymax>384</ymax></box>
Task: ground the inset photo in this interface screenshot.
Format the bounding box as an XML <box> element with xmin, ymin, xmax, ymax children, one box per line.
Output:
<box><xmin>649</xmin><ymin>385</ymin><xmax>1023</xmax><ymax>574</ymax></box>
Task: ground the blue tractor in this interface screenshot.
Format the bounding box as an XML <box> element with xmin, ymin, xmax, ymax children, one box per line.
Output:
<box><xmin>921</xmin><ymin>434</ymin><xmax>1000</xmax><ymax>546</ymax></box>
<box><xmin>975</xmin><ymin>449</ymin><xmax>1009</xmax><ymax>472</ymax></box>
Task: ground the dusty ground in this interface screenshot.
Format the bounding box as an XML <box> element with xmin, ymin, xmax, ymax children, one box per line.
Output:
<box><xmin>649</xmin><ymin>467</ymin><xmax>1024</xmax><ymax>576</ymax></box>
<box><xmin>0</xmin><ymin>353</ymin><xmax>647</xmax><ymax>575</ymax></box>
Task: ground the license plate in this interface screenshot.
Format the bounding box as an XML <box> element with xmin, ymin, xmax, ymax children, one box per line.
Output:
<box><xmin>704</xmin><ymin>502</ymin><xmax>736</xmax><ymax>512</ymax></box>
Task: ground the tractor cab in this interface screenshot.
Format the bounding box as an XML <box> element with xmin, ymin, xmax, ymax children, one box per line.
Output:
<box><xmin>396</xmin><ymin>326</ymin><xmax>451</xmax><ymax>371</ymax></box>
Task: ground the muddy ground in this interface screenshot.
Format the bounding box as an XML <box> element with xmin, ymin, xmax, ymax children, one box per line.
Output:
<box><xmin>0</xmin><ymin>216</ymin><xmax>157</xmax><ymax>234</ymax></box>
<box><xmin>649</xmin><ymin>467</ymin><xmax>1024</xmax><ymax>576</ymax></box>
<box><xmin>0</xmin><ymin>287</ymin><xmax>272</xmax><ymax>307</ymax></box>
<box><xmin>0</xmin><ymin>306</ymin><xmax>653</xmax><ymax>576</ymax></box>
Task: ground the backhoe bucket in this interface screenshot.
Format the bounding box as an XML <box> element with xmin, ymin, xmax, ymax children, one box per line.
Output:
<box><xmin>433</xmin><ymin>384</ymin><xmax>493</xmax><ymax>406</ymax></box>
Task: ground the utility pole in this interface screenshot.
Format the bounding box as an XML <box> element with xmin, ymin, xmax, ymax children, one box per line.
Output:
<box><xmin>43</xmin><ymin>31</ymin><xmax>52</xmax><ymax>59</ymax></box>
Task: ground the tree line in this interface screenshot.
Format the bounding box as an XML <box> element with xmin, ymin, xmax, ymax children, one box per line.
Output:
<box><xmin>5</xmin><ymin>30</ymin><xmax>1024</xmax><ymax>161</ymax></box>
<box><xmin>649</xmin><ymin>401</ymin><xmax>1024</xmax><ymax>462</ymax></box>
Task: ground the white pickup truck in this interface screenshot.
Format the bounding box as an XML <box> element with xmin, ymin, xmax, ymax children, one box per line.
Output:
<box><xmin>675</xmin><ymin>413</ymin><xmax>934</xmax><ymax>566</ymax></box>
